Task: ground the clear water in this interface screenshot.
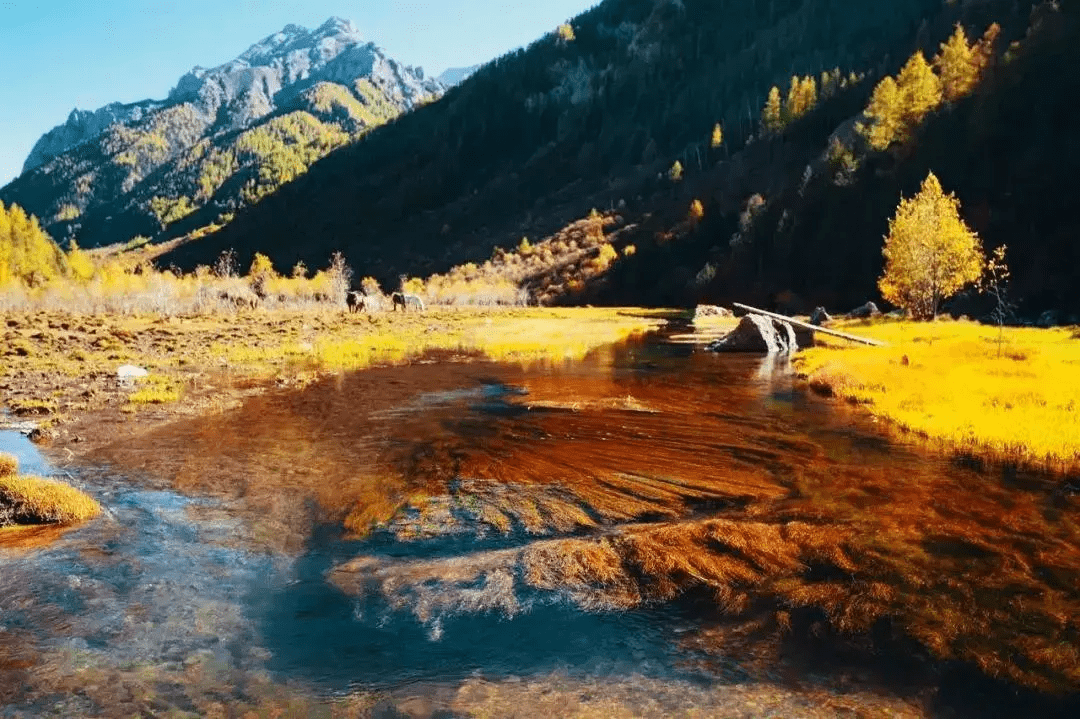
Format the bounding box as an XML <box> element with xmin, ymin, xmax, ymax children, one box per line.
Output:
<box><xmin>2</xmin><ymin>327</ymin><xmax>1078</xmax><ymax>717</ymax></box>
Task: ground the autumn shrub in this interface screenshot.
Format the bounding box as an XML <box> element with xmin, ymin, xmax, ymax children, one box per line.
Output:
<box><xmin>0</xmin><ymin>453</ymin><xmax>17</xmax><ymax>478</ymax></box>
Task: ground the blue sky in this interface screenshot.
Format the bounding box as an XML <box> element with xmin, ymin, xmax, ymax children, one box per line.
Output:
<box><xmin>0</xmin><ymin>0</ymin><xmax>595</xmax><ymax>186</ymax></box>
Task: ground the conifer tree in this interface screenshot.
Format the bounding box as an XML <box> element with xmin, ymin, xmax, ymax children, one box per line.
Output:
<box><xmin>66</xmin><ymin>240</ymin><xmax>96</xmax><ymax>282</ymax></box>
<box><xmin>783</xmin><ymin>76</ymin><xmax>801</xmax><ymax>122</ymax></box>
<box><xmin>668</xmin><ymin>160</ymin><xmax>684</xmax><ymax>181</ymax></box>
<box><xmin>710</xmin><ymin>123</ymin><xmax>723</xmax><ymax>149</ymax></box>
<box><xmin>895</xmin><ymin>51</ymin><xmax>942</xmax><ymax>125</ymax></box>
<box><xmin>879</xmin><ymin>172</ymin><xmax>984</xmax><ymax>319</ymax></box>
<box><xmin>935</xmin><ymin>24</ymin><xmax>979</xmax><ymax>102</ymax></box>
<box><xmin>859</xmin><ymin>76</ymin><xmax>905</xmax><ymax>150</ymax></box>
<box><xmin>974</xmin><ymin>23</ymin><xmax>1001</xmax><ymax>75</ymax></box>
<box><xmin>797</xmin><ymin>76</ymin><xmax>818</xmax><ymax>117</ymax></box>
<box><xmin>0</xmin><ymin>201</ymin><xmax>66</xmax><ymax>286</ymax></box>
<box><xmin>762</xmin><ymin>86</ymin><xmax>784</xmax><ymax>134</ymax></box>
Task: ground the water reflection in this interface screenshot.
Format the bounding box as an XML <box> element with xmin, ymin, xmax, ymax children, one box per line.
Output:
<box><xmin>2</xmin><ymin>328</ymin><xmax>1079</xmax><ymax>717</ymax></box>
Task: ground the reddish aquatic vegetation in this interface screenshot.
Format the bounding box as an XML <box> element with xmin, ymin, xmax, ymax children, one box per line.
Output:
<box><xmin>76</xmin><ymin>337</ymin><xmax>1080</xmax><ymax>695</ymax></box>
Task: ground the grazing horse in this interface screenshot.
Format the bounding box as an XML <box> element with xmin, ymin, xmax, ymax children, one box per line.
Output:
<box><xmin>346</xmin><ymin>291</ymin><xmax>367</xmax><ymax>313</ymax></box>
<box><xmin>391</xmin><ymin>292</ymin><xmax>425</xmax><ymax>311</ymax></box>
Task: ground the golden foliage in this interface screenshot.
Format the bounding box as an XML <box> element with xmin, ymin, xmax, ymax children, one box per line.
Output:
<box><xmin>761</xmin><ymin>86</ymin><xmax>784</xmax><ymax>134</ymax></box>
<box><xmin>895</xmin><ymin>51</ymin><xmax>942</xmax><ymax>124</ymax></box>
<box><xmin>0</xmin><ymin>452</ymin><xmax>17</xmax><ymax>478</ymax></box>
<box><xmin>0</xmin><ymin>201</ymin><xmax>67</xmax><ymax>287</ymax></box>
<box><xmin>710</xmin><ymin>123</ymin><xmax>723</xmax><ymax>149</ymax></box>
<box><xmin>0</xmin><ymin>474</ymin><xmax>102</xmax><ymax>525</ymax></box>
<box><xmin>65</xmin><ymin>240</ymin><xmax>96</xmax><ymax>282</ymax></box>
<box><xmin>668</xmin><ymin>160</ymin><xmax>683</xmax><ymax>181</ymax></box>
<box><xmin>590</xmin><ymin>243</ymin><xmax>618</xmax><ymax>272</ymax></box>
<box><xmin>556</xmin><ymin>23</ymin><xmax>575</xmax><ymax>42</ymax></box>
<box><xmin>878</xmin><ymin>171</ymin><xmax>984</xmax><ymax>318</ymax></box>
<box><xmin>688</xmin><ymin>199</ymin><xmax>705</xmax><ymax>221</ymax></box>
<box><xmin>935</xmin><ymin>24</ymin><xmax>980</xmax><ymax>102</ymax></box>
<box><xmin>860</xmin><ymin>76</ymin><xmax>904</xmax><ymax>150</ymax></box>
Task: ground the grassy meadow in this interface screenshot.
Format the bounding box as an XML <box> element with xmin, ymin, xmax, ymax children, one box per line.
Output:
<box><xmin>796</xmin><ymin>317</ymin><xmax>1080</xmax><ymax>474</ymax></box>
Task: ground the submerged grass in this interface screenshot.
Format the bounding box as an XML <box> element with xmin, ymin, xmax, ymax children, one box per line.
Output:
<box><xmin>796</xmin><ymin>318</ymin><xmax>1080</xmax><ymax>473</ymax></box>
<box><xmin>0</xmin><ymin>473</ymin><xmax>102</xmax><ymax>526</ymax></box>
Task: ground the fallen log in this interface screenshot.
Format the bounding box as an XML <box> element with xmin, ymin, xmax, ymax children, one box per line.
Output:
<box><xmin>732</xmin><ymin>303</ymin><xmax>886</xmax><ymax>347</ymax></box>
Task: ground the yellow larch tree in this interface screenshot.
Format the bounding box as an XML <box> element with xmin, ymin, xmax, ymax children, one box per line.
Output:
<box><xmin>878</xmin><ymin>171</ymin><xmax>984</xmax><ymax>319</ymax></box>
<box><xmin>0</xmin><ymin>201</ymin><xmax>67</xmax><ymax>287</ymax></box>
<box><xmin>973</xmin><ymin>23</ymin><xmax>1001</xmax><ymax>75</ymax></box>
<box><xmin>895</xmin><ymin>51</ymin><xmax>942</xmax><ymax>125</ymax></box>
<box><xmin>797</xmin><ymin>75</ymin><xmax>818</xmax><ymax>117</ymax></box>
<box><xmin>859</xmin><ymin>76</ymin><xmax>905</xmax><ymax>150</ymax></box>
<box><xmin>762</xmin><ymin>86</ymin><xmax>784</xmax><ymax>134</ymax></box>
<box><xmin>710</xmin><ymin>123</ymin><xmax>723</xmax><ymax>149</ymax></box>
<box><xmin>934</xmin><ymin>24</ymin><xmax>979</xmax><ymax>102</ymax></box>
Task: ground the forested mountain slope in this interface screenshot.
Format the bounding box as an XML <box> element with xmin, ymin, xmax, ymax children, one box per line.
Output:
<box><xmin>0</xmin><ymin>18</ymin><xmax>442</xmax><ymax>251</ymax></box>
<box><xmin>159</xmin><ymin>0</ymin><xmax>947</xmax><ymax>283</ymax></box>
<box><xmin>597</xmin><ymin>0</ymin><xmax>1079</xmax><ymax>316</ymax></box>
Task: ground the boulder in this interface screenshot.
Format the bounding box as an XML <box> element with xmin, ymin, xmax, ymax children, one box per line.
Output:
<box><xmin>694</xmin><ymin>304</ymin><xmax>733</xmax><ymax>320</ymax></box>
<box><xmin>809</xmin><ymin>307</ymin><xmax>832</xmax><ymax>326</ymax></box>
<box><xmin>117</xmin><ymin>365</ymin><xmax>148</xmax><ymax>386</ymax></box>
<box><xmin>1037</xmin><ymin>310</ymin><xmax>1060</xmax><ymax>328</ymax></box>
<box><xmin>28</xmin><ymin>426</ymin><xmax>55</xmax><ymax>445</ymax></box>
<box><xmin>846</xmin><ymin>301</ymin><xmax>881</xmax><ymax>319</ymax></box>
<box><xmin>707</xmin><ymin>314</ymin><xmax>810</xmax><ymax>353</ymax></box>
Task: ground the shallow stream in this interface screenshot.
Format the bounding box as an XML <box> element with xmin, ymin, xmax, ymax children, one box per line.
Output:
<box><xmin>2</xmin><ymin>326</ymin><xmax>1078</xmax><ymax>717</ymax></box>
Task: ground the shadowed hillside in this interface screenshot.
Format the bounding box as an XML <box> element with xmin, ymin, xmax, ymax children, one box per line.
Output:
<box><xmin>159</xmin><ymin>0</ymin><xmax>946</xmax><ymax>286</ymax></box>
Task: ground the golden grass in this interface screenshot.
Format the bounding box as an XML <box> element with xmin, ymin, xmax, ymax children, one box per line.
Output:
<box><xmin>126</xmin><ymin>374</ymin><xmax>183</xmax><ymax>405</ymax></box>
<box><xmin>0</xmin><ymin>452</ymin><xmax>17</xmax><ymax>477</ymax></box>
<box><xmin>214</xmin><ymin>307</ymin><xmax>664</xmax><ymax>373</ymax></box>
<box><xmin>0</xmin><ymin>474</ymin><xmax>102</xmax><ymax>525</ymax></box>
<box><xmin>796</xmin><ymin>317</ymin><xmax>1080</xmax><ymax>473</ymax></box>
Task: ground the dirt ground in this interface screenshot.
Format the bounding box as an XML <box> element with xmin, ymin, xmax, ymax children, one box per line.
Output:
<box><xmin>0</xmin><ymin>306</ymin><xmax>667</xmax><ymax>457</ymax></box>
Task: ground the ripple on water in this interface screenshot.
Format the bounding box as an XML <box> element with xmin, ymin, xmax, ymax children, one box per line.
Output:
<box><xmin>3</xmin><ymin>329</ymin><xmax>1080</xmax><ymax>717</ymax></box>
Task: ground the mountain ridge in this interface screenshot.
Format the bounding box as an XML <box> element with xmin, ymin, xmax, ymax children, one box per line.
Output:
<box><xmin>3</xmin><ymin>16</ymin><xmax>444</xmax><ymax>249</ymax></box>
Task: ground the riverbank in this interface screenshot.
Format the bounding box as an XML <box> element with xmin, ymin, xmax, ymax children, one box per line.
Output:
<box><xmin>795</xmin><ymin>317</ymin><xmax>1080</xmax><ymax>475</ymax></box>
<box><xmin>0</xmin><ymin>306</ymin><xmax>668</xmax><ymax>454</ymax></box>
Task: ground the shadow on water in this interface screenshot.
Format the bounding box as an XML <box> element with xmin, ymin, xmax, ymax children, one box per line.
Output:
<box><xmin>253</xmin><ymin>524</ymin><xmax>704</xmax><ymax>692</ymax></box>
<box><xmin>4</xmin><ymin>326</ymin><xmax>1080</xmax><ymax>716</ymax></box>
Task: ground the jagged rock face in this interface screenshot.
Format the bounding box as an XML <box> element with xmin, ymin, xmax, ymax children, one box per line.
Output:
<box><xmin>436</xmin><ymin>65</ymin><xmax>481</xmax><ymax>87</ymax></box>
<box><xmin>166</xmin><ymin>17</ymin><xmax>441</xmax><ymax>133</ymax></box>
<box><xmin>23</xmin><ymin>102</ymin><xmax>161</xmax><ymax>173</ymax></box>
<box><xmin>17</xmin><ymin>17</ymin><xmax>441</xmax><ymax>174</ymax></box>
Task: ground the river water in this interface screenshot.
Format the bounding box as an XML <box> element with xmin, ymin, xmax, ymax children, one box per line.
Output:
<box><xmin>2</xmin><ymin>326</ymin><xmax>1078</xmax><ymax>717</ymax></box>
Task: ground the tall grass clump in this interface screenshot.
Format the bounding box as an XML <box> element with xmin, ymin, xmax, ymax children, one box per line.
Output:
<box><xmin>0</xmin><ymin>452</ymin><xmax>18</xmax><ymax>478</ymax></box>
<box><xmin>0</xmin><ymin>472</ymin><xmax>102</xmax><ymax>526</ymax></box>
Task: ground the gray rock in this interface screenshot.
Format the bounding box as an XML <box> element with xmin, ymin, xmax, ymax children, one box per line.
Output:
<box><xmin>28</xmin><ymin>427</ymin><xmax>56</xmax><ymax>445</ymax></box>
<box><xmin>116</xmin><ymin>364</ymin><xmax>148</xmax><ymax>384</ymax></box>
<box><xmin>846</xmin><ymin>301</ymin><xmax>881</xmax><ymax>319</ymax></box>
<box><xmin>809</xmin><ymin>307</ymin><xmax>832</xmax><ymax>326</ymax></box>
<box><xmin>694</xmin><ymin>304</ymin><xmax>733</xmax><ymax>320</ymax></box>
<box><xmin>707</xmin><ymin>314</ymin><xmax>810</xmax><ymax>354</ymax></box>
